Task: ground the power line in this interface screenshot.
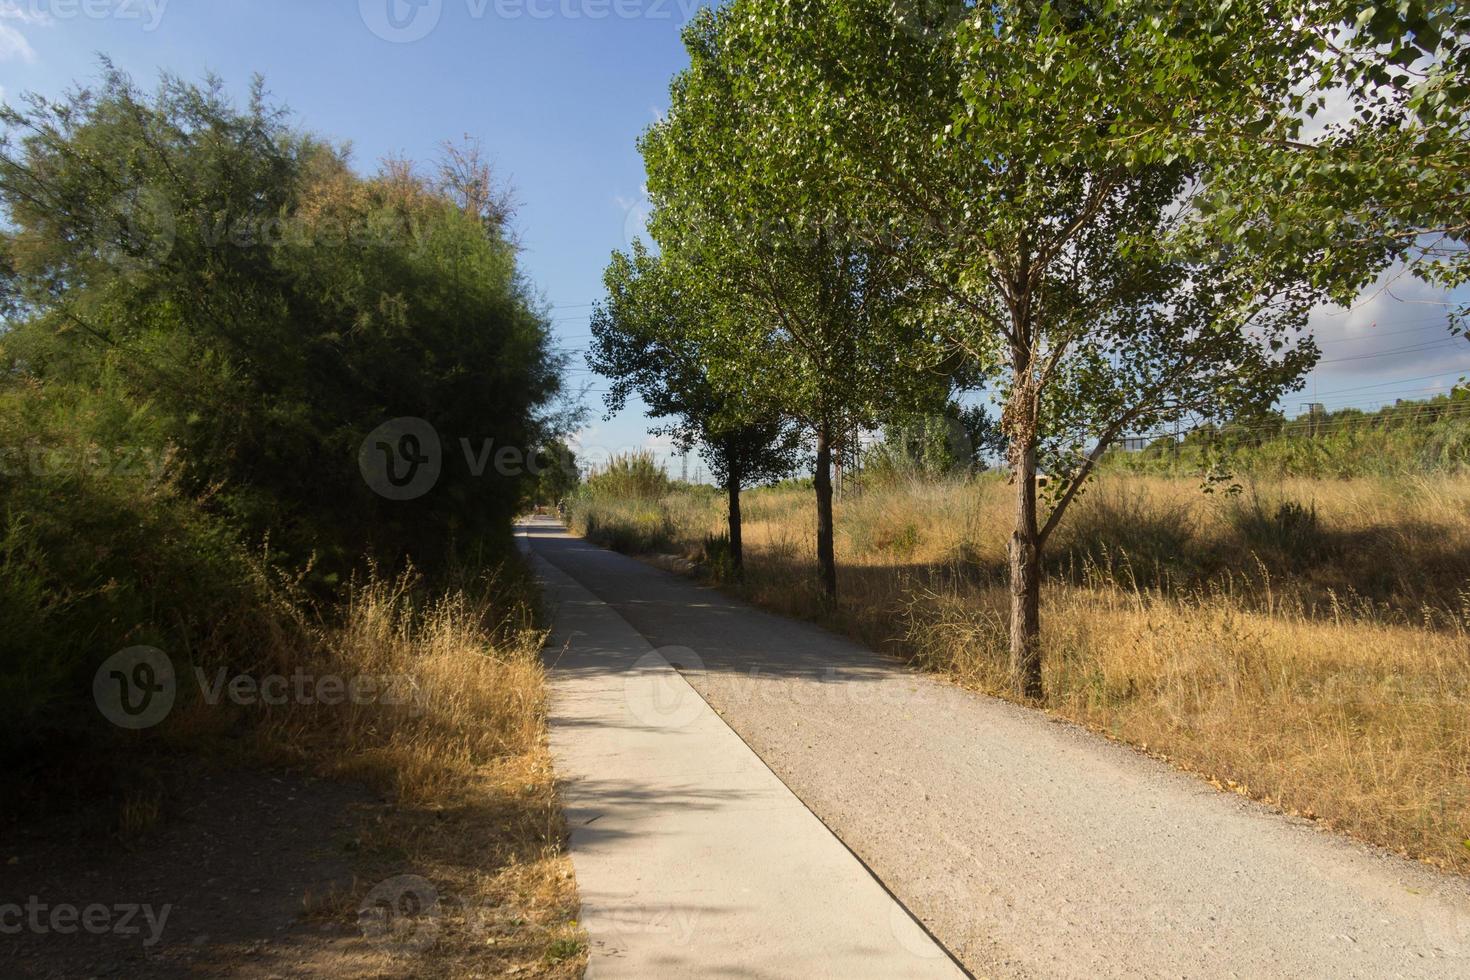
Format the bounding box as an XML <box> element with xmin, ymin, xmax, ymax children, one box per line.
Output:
<box><xmin>1324</xmin><ymin>393</ymin><xmax>1470</xmax><ymax>412</ymax></box>
<box><xmin>1300</xmin><ymin>371</ymin><xmax>1469</xmax><ymax>399</ymax></box>
<box><xmin>1317</xmin><ymin>389</ymin><xmax>1461</xmax><ymax>409</ymax></box>
<box><xmin>1313</xmin><ymin>320</ymin><xmax>1459</xmax><ymax>346</ymax></box>
<box><xmin>1314</xmin><ymin>306</ymin><xmax>1459</xmax><ymax>326</ymax></box>
<box><xmin>1125</xmin><ymin>399</ymin><xmax>1470</xmax><ymax>445</ymax></box>
<box><xmin>1317</xmin><ymin>337</ymin><xmax>1466</xmax><ymax>364</ymax></box>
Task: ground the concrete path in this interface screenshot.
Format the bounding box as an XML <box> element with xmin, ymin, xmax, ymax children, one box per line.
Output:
<box><xmin>520</xmin><ymin>520</ymin><xmax>963</xmax><ymax>978</ymax></box>
<box><xmin>521</xmin><ymin>519</ymin><xmax>1470</xmax><ymax>979</ymax></box>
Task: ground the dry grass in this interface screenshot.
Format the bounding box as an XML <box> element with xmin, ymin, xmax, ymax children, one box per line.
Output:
<box><xmin>225</xmin><ymin>566</ymin><xmax>585</xmax><ymax>978</ymax></box>
<box><xmin>572</xmin><ymin>473</ymin><xmax>1470</xmax><ymax>874</ymax></box>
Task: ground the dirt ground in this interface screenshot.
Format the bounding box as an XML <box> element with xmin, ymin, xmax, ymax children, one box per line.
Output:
<box><xmin>0</xmin><ymin>767</ymin><xmax>421</xmax><ymax>979</ymax></box>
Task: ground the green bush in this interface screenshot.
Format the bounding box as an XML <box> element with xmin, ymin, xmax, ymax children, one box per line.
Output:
<box><xmin>582</xmin><ymin>452</ymin><xmax>672</xmax><ymax>502</ymax></box>
<box><xmin>1</xmin><ymin>69</ymin><xmax>558</xmax><ymax>580</ymax></box>
<box><xmin>1051</xmin><ymin>486</ymin><xmax>1199</xmax><ymax>583</ymax></box>
<box><xmin>701</xmin><ymin>532</ymin><xmax>738</xmax><ymax>581</ymax></box>
<box><xmin>1231</xmin><ymin>499</ymin><xmax>1336</xmax><ymax>569</ymax></box>
<box><xmin>0</xmin><ymin>70</ymin><xmax>560</xmax><ymax>773</ymax></box>
<box><xmin>1107</xmin><ymin>393</ymin><xmax>1470</xmax><ymax>479</ymax></box>
<box><xmin>0</xmin><ymin>371</ymin><xmax>301</xmax><ymax>762</ymax></box>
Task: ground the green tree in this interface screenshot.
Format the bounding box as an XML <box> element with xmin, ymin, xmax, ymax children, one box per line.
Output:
<box><xmin>525</xmin><ymin>440</ymin><xmax>580</xmax><ymax>509</ymax></box>
<box><xmin>0</xmin><ymin>67</ymin><xmax>563</xmax><ymax>574</ymax></box>
<box><xmin>1133</xmin><ymin>1</ymin><xmax>1470</xmax><ymax>301</ymax></box>
<box><xmin>709</xmin><ymin>0</ymin><xmax>1322</xmax><ymax>695</ymax></box>
<box><xmin>641</xmin><ymin>9</ymin><xmax>944</xmax><ymax>597</ymax></box>
<box><xmin>589</xmin><ymin>243</ymin><xmax>798</xmax><ymax>573</ymax></box>
<box><xmin>0</xmin><ymin>67</ymin><xmax>565</xmax><ymax>749</ymax></box>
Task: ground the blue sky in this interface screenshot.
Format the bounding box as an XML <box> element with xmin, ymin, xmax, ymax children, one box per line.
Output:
<box><xmin>3</xmin><ymin>0</ymin><xmax>1467</xmax><ymax>478</ymax></box>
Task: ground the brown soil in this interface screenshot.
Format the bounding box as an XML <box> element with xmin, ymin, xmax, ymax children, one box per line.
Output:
<box><xmin>1</xmin><ymin>767</ymin><xmax>409</xmax><ymax>979</ymax></box>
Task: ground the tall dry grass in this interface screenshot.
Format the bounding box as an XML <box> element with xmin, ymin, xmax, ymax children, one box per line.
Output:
<box><xmin>174</xmin><ymin>565</ymin><xmax>586</xmax><ymax>977</ymax></box>
<box><xmin>277</xmin><ymin>570</ymin><xmax>548</xmax><ymax>800</ymax></box>
<box><xmin>573</xmin><ymin>473</ymin><xmax>1470</xmax><ymax>874</ymax></box>
<box><xmin>310</xmin><ymin>569</ymin><xmax>584</xmax><ymax>977</ymax></box>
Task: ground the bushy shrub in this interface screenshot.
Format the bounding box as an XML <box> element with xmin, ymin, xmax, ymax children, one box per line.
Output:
<box><xmin>701</xmin><ymin>532</ymin><xmax>738</xmax><ymax>581</ymax></box>
<box><xmin>1</xmin><ymin>69</ymin><xmax>559</xmax><ymax>580</ymax></box>
<box><xmin>582</xmin><ymin>452</ymin><xmax>671</xmax><ymax>501</ymax></box>
<box><xmin>1051</xmin><ymin>485</ymin><xmax>1199</xmax><ymax>583</ymax></box>
<box><xmin>1108</xmin><ymin>394</ymin><xmax>1470</xmax><ymax>479</ymax></box>
<box><xmin>0</xmin><ymin>70</ymin><xmax>560</xmax><ymax>778</ymax></box>
<box><xmin>0</xmin><ymin>379</ymin><xmax>299</xmax><ymax>759</ymax></box>
<box><xmin>1231</xmin><ymin>498</ymin><xmax>1336</xmax><ymax>569</ymax></box>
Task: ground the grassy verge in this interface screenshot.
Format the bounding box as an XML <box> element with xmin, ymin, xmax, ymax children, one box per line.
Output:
<box><xmin>0</xmin><ymin>391</ymin><xmax>583</xmax><ymax>975</ymax></box>
<box><xmin>270</xmin><ymin>565</ymin><xmax>586</xmax><ymax>977</ymax></box>
<box><xmin>7</xmin><ymin>554</ymin><xmax>584</xmax><ymax>978</ymax></box>
<box><xmin>570</xmin><ymin>473</ymin><xmax>1470</xmax><ymax>875</ymax></box>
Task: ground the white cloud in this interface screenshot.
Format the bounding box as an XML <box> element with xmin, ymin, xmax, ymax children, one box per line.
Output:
<box><xmin>1298</xmin><ymin>86</ymin><xmax>1356</xmax><ymax>143</ymax></box>
<box><xmin>0</xmin><ymin>2</ymin><xmax>53</xmax><ymax>26</ymax></box>
<box><xmin>0</xmin><ymin>21</ymin><xmax>37</xmax><ymax>62</ymax></box>
<box><xmin>566</xmin><ymin>426</ymin><xmax>598</xmax><ymax>453</ymax></box>
<box><xmin>1307</xmin><ymin>268</ymin><xmax>1459</xmax><ymax>369</ymax></box>
<box><xmin>0</xmin><ymin>1</ymin><xmax>51</xmax><ymax>62</ymax></box>
<box><xmin>1298</xmin><ymin>267</ymin><xmax>1470</xmax><ymax>409</ymax></box>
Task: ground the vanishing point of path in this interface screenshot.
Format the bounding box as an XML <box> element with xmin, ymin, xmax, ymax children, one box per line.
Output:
<box><xmin>518</xmin><ymin>519</ymin><xmax>1470</xmax><ymax>979</ymax></box>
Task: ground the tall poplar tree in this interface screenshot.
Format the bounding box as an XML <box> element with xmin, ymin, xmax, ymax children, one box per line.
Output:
<box><xmin>640</xmin><ymin>8</ymin><xmax>943</xmax><ymax>598</ymax></box>
<box><xmin>588</xmin><ymin>243</ymin><xmax>798</xmax><ymax>573</ymax></box>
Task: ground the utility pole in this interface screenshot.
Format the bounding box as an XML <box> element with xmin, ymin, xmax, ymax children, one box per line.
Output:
<box><xmin>1300</xmin><ymin>402</ymin><xmax>1325</xmax><ymax>437</ymax></box>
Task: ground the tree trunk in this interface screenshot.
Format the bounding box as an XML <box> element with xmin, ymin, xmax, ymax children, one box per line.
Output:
<box><xmin>725</xmin><ymin>459</ymin><xmax>744</xmax><ymax>576</ymax></box>
<box><xmin>814</xmin><ymin>426</ymin><xmax>837</xmax><ymax>599</ymax></box>
<box><xmin>1009</xmin><ymin>436</ymin><xmax>1044</xmax><ymax>700</ymax></box>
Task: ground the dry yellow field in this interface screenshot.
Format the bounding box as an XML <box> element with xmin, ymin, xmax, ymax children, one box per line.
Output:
<box><xmin>573</xmin><ymin>473</ymin><xmax>1470</xmax><ymax>874</ymax></box>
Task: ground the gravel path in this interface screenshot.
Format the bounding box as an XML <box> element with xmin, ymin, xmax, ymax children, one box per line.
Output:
<box><xmin>524</xmin><ymin>522</ymin><xmax>1470</xmax><ymax>979</ymax></box>
<box><xmin>526</xmin><ymin>526</ymin><xmax>963</xmax><ymax>978</ymax></box>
